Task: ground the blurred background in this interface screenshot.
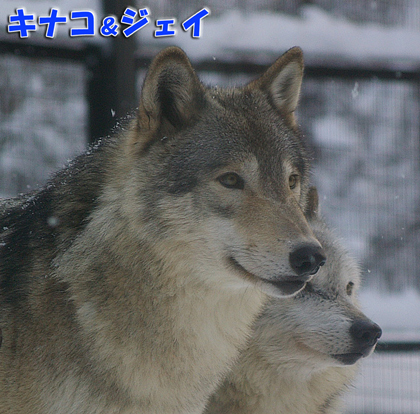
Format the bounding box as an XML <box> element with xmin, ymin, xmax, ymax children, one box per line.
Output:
<box><xmin>1</xmin><ymin>1</ymin><xmax>419</xmax><ymax>412</ymax></box>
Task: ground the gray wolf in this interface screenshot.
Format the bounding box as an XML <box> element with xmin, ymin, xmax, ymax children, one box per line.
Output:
<box><xmin>206</xmin><ymin>187</ymin><xmax>382</xmax><ymax>414</ymax></box>
<box><xmin>0</xmin><ymin>46</ymin><xmax>325</xmax><ymax>414</ymax></box>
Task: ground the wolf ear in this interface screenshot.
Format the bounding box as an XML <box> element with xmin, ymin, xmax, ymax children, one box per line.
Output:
<box><xmin>247</xmin><ymin>47</ymin><xmax>304</xmax><ymax>118</ymax></box>
<box><xmin>305</xmin><ymin>186</ymin><xmax>320</xmax><ymax>219</ymax></box>
<box><xmin>137</xmin><ymin>47</ymin><xmax>205</xmax><ymax>142</ymax></box>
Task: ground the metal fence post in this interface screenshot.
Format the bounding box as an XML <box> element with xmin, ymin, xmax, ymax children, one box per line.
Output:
<box><xmin>87</xmin><ymin>0</ymin><xmax>137</xmax><ymax>143</ymax></box>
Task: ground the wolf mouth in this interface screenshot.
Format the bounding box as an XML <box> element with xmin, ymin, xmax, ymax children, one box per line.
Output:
<box><xmin>228</xmin><ymin>256</ymin><xmax>307</xmax><ymax>295</ymax></box>
<box><xmin>332</xmin><ymin>353</ymin><xmax>364</xmax><ymax>365</ymax></box>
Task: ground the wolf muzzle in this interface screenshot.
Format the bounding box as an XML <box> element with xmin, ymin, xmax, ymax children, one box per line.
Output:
<box><xmin>333</xmin><ymin>319</ymin><xmax>382</xmax><ymax>365</ymax></box>
<box><xmin>265</xmin><ymin>245</ymin><xmax>325</xmax><ymax>296</ymax></box>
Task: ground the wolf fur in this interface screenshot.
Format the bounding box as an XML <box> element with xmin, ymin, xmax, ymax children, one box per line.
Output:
<box><xmin>0</xmin><ymin>47</ymin><xmax>326</xmax><ymax>414</ymax></box>
<box><xmin>206</xmin><ymin>187</ymin><xmax>382</xmax><ymax>414</ymax></box>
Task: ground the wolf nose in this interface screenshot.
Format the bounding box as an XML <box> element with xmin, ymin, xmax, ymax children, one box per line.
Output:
<box><xmin>289</xmin><ymin>245</ymin><xmax>326</xmax><ymax>277</ymax></box>
<box><xmin>350</xmin><ymin>320</ymin><xmax>382</xmax><ymax>348</ymax></box>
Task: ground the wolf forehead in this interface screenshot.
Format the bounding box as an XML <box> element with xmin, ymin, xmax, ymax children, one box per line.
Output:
<box><xmin>143</xmin><ymin>88</ymin><xmax>309</xmax><ymax>193</ymax></box>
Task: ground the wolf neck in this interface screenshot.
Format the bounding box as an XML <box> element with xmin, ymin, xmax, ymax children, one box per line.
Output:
<box><xmin>61</xmin><ymin>202</ymin><xmax>266</xmax><ymax>413</ymax></box>
<box><xmin>211</xmin><ymin>350</ymin><xmax>355</xmax><ymax>414</ymax></box>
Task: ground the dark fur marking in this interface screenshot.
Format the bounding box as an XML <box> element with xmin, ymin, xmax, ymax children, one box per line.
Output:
<box><xmin>166</xmin><ymin>177</ymin><xmax>198</xmax><ymax>195</ymax></box>
<box><xmin>207</xmin><ymin>201</ymin><xmax>234</xmax><ymax>219</ymax></box>
<box><xmin>320</xmin><ymin>388</ymin><xmax>347</xmax><ymax>414</ymax></box>
<box><xmin>0</xmin><ymin>189</ymin><xmax>56</xmax><ymax>305</ymax></box>
<box><xmin>0</xmin><ymin>144</ymin><xmax>106</xmax><ymax>307</ymax></box>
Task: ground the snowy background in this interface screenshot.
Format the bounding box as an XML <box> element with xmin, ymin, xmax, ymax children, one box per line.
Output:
<box><xmin>1</xmin><ymin>1</ymin><xmax>420</xmax><ymax>413</ymax></box>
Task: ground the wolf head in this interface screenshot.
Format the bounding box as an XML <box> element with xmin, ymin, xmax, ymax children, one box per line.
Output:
<box><xmin>253</xmin><ymin>187</ymin><xmax>382</xmax><ymax>369</ymax></box>
<box><xmin>120</xmin><ymin>47</ymin><xmax>326</xmax><ymax>297</ymax></box>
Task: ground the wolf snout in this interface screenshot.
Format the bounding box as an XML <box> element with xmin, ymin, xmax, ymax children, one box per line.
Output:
<box><xmin>350</xmin><ymin>319</ymin><xmax>382</xmax><ymax>353</ymax></box>
<box><xmin>289</xmin><ymin>245</ymin><xmax>326</xmax><ymax>277</ymax></box>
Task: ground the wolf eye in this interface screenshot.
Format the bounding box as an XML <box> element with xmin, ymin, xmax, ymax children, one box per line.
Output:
<box><xmin>289</xmin><ymin>174</ymin><xmax>300</xmax><ymax>190</ymax></box>
<box><xmin>346</xmin><ymin>281</ymin><xmax>354</xmax><ymax>296</ymax></box>
<box><xmin>218</xmin><ymin>173</ymin><xmax>244</xmax><ymax>190</ymax></box>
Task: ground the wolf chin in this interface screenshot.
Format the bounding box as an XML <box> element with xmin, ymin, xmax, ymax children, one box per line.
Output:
<box><xmin>205</xmin><ymin>187</ymin><xmax>382</xmax><ymax>414</ymax></box>
<box><xmin>0</xmin><ymin>47</ymin><xmax>326</xmax><ymax>414</ymax></box>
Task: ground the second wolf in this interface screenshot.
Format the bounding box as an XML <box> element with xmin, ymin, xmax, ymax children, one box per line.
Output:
<box><xmin>206</xmin><ymin>187</ymin><xmax>382</xmax><ymax>414</ymax></box>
